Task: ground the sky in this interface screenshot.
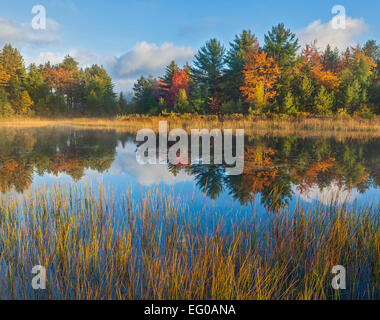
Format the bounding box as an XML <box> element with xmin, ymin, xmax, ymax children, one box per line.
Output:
<box><xmin>1</xmin><ymin>0</ymin><xmax>379</xmax><ymax>92</ymax></box>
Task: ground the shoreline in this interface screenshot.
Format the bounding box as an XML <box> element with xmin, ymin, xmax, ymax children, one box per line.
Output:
<box><xmin>1</xmin><ymin>115</ymin><xmax>380</xmax><ymax>138</ymax></box>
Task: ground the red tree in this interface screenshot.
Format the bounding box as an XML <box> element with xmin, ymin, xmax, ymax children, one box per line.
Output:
<box><xmin>165</xmin><ymin>70</ymin><xmax>189</xmax><ymax>107</ymax></box>
<box><xmin>152</xmin><ymin>78</ymin><xmax>168</xmax><ymax>100</ymax></box>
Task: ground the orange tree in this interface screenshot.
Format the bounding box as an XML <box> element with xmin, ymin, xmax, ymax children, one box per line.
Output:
<box><xmin>241</xmin><ymin>49</ymin><xmax>280</xmax><ymax>112</ymax></box>
<box><xmin>44</xmin><ymin>67</ymin><xmax>75</xmax><ymax>108</ymax></box>
<box><xmin>297</xmin><ymin>43</ymin><xmax>341</xmax><ymax>91</ymax></box>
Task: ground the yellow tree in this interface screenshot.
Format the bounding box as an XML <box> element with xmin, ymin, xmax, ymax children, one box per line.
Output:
<box><xmin>18</xmin><ymin>91</ymin><xmax>34</xmax><ymax>115</ymax></box>
<box><xmin>241</xmin><ymin>49</ymin><xmax>280</xmax><ymax>112</ymax></box>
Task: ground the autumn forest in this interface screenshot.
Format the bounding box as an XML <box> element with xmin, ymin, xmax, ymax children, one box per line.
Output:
<box><xmin>0</xmin><ymin>24</ymin><xmax>380</xmax><ymax>119</ymax></box>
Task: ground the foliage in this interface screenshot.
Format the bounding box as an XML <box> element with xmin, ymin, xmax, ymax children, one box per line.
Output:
<box><xmin>0</xmin><ymin>44</ymin><xmax>117</xmax><ymax>118</ymax></box>
<box><xmin>0</xmin><ymin>65</ymin><xmax>10</xmax><ymax>87</ymax></box>
<box><xmin>166</xmin><ymin>70</ymin><xmax>190</xmax><ymax>108</ymax></box>
<box><xmin>18</xmin><ymin>91</ymin><xmax>34</xmax><ymax>115</ymax></box>
<box><xmin>174</xmin><ymin>88</ymin><xmax>190</xmax><ymax>113</ymax></box>
<box><xmin>222</xmin><ymin>30</ymin><xmax>259</xmax><ymax>104</ymax></box>
<box><xmin>241</xmin><ymin>49</ymin><xmax>280</xmax><ymax>112</ymax></box>
<box><xmin>1</xmin><ymin>31</ymin><xmax>380</xmax><ymax>118</ymax></box>
<box><xmin>191</xmin><ymin>39</ymin><xmax>226</xmax><ymax>94</ymax></box>
<box><xmin>314</xmin><ymin>86</ymin><xmax>334</xmax><ymax>115</ymax></box>
<box><xmin>263</xmin><ymin>23</ymin><xmax>300</xmax><ymax>72</ymax></box>
<box><xmin>282</xmin><ymin>91</ymin><xmax>298</xmax><ymax>115</ymax></box>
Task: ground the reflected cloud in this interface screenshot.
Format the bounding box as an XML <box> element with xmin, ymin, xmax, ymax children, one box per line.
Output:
<box><xmin>293</xmin><ymin>182</ymin><xmax>359</xmax><ymax>205</ymax></box>
<box><xmin>109</xmin><ymin>143</ymin><xmax>193</xmax><ymax>186</ymax></box>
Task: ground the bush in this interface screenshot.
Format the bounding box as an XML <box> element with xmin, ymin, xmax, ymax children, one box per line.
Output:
<box><xmin>354</xmin><ymin>106</ymin><xmax>376</xmax><ymax>120</ymax></box>
<box><xmin>334</xmin><ymin>108</ymin><xmax>351</xmax><ymax>120</ymax></box>
<box><xmin>313</xmin><ymin>87</ymin><xmax>334</xmax><ymax>115</ymax></box>
<box><xmin>0</xmin><ymin>102</ymin><xmax>15</xmax><ymax>118</ymax></box>
<box><xmin>282</xmin><ymin>92</ymin><xmax>299</xmax><ymax>116</ymax></box>
<box><xmin>220</xmin><ymin>101</ymin><xmax>234</xmax><ymax>114</ymax></box>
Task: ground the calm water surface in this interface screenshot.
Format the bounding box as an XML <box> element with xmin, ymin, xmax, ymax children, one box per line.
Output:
<box><xmin>0</xmin><ymin>127</ymin><xmax>379</xmax><ymax>217</ymax></box>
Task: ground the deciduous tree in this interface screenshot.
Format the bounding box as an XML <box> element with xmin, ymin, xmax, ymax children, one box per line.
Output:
<box><xmin>241</xmin><ymin>49</ymin><xmax>280</xmax><ymax>111</ymax></box>
<box><xmin>166</xmin><ymin>69</ymin><xmax>189</xmax><ymax>107</ymax></box>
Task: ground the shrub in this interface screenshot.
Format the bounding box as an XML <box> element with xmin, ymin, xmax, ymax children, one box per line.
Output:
<box><xmin>0</xmin><ymin>102</ymin><xmax>15</xmax><ymax>118</ymax></box>
<box><xmin>354</xmin><ymin>106</ymin><xmax>376</xmax><ymax>120</ymax></box>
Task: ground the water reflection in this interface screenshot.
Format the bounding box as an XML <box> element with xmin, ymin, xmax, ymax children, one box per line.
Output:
<box><xmin>0</xmin><ymin>127</ymin><xmax>379</xmax><ymax>212</ymax></box>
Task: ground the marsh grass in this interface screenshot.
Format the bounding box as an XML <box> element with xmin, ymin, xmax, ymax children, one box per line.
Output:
<box><xmin>1</xmin><ymin>115</ymin><xmax>380</xmax><ymax>138</ymax></box>
<box><xmin>0</xmin><ymin>185</ymin><xmax>378</xmax><ymax>300</ymax></box>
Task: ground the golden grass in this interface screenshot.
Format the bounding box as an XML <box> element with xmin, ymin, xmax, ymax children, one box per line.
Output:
<box><xmin>0</xmin><ymin>185</ymin><xmax>378</xmax><ymax>300</ymax></box>
<box><xmin>1</xmin><ymin>114</ymin><xmax>380</xmax><ymax>138</ymax></box>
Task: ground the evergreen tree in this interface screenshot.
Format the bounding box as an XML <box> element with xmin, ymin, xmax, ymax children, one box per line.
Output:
<box><xmin>189</xmin><ymin>84</ymin><xmax>207</xmax><ymax>113</ymax></box>
<box><xmin>344</xmin><ymin>80</ymin><xmax>362</xmax><ymax>113</ymax></box>
<box><xmin>0</xmin><ymin>44</ymin><xmax>26</xmax><ymax>113</ymax></box>
<box><xmin>0</xmin><ymin>87</ymin><xmax>14</xmax><ymax>117</ymax></box>
<box><xmin>298</xmin><ymin>76</ymin><xmax>314</xmax><ymax>112</ymax></box>
<box><xmin>84</xmin><ymin>64</ymin><xmax>117</xmax><ymax>115</ymax></box>
<box><xmin>321</xmin><ymin>45</ymin><xmax>340</xmax><ymax>72</ymax></box>
<box><xmin>363</xmin><ymin>40</ymin><xmax>380</xmax><ymax>110</ymax></box>
<box><xmin>363</xmin><ymin>40</ymin><xmax>380</xmax><ymax>63</ymax></box>
<box><xmin>313</xmin><ymin>86</ymin><xmax>333</xmax><ymax>115</ymax></box>
<box><xmin>24</xmin><ymin>64</ymin><xmax>49</xmax><ymax>111</ymax></box>
<box><xmin>264</xmin><ymin>24</ymin><xmax>300</xmax><ymax>108</ymax></box>
<box><xmin>282</xmin><ymin>91</ymin><xmax>298</xmax><ymax>115</ymax></box>
<box><xmin>191</xmin><ymin>39</ymin><xmax>226</xmax><ymax>96</ymax></box>
<box><xmin>0</xmin><ymin>44</ymin><xmax>26</xmax><ymax>80</ymax></box>
<box><xmin>339</xmin><ymin>48</ymin><xmax>376</xmax><ymax>113</ymax></box>
<box><xmin>132</xmin><ymin>75</ymin><xmax>157</xmax><ymax>114</ymax></box>
<box><xmin>60</xmin><ymin>55</ymin><xmax>82</xmax><ymax>109</ymax></box>
<box><xmin>117</xmin><ymin>92</ymin><xmax>128</xmax><ymax>114</ymax></box>
<box><xmin>162</xmin><ymin>61</ymin><xmax>179</xmax><ymax>90</ymax></box>
<box><xmin>264</xmin><ymin>23</ymin><xmax>300</xmax><ymax>72</ymax></box>
<box><xmin>223</xmin><ymin>30</ymin><xmax>258</xmax><ymax>103</ymax></box>
<box><xmin>60</xmin><ymin>55</ymin><xmax>79</xmax><ymax>71</ymax></box>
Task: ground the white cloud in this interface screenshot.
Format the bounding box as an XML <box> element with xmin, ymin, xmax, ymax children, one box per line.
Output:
<box><xmin>297</xmin><ymin>17</ymin><xmax>368</xmax><ymax>51</ymax></box>
<box><xmin>0</xmin><ymin>17</ymin><xmax>60</xmax><ymax>48</ymax></box>
<box><xmin>115</xmin><ymin>41</ymin><xmax>194</xmax><ymax>77</ymax></box>
<box><xmin>105</xmin><ymin>42</ymin><xmax>195</xmax><ymax>92</ymax></box>
<box><xmin>27</xmin><ymin>49</ymin><xmax>97</xmax><ymax>67</ymax></box>
<box><xmin>27</xmin><ymin>51</ymin><xmax>63</xmax><ymax>66</ymax></box>
<box><xmin>113</xmin><ymin>78</ymin><xmax>137</xmax><ymax>94</ymax></box>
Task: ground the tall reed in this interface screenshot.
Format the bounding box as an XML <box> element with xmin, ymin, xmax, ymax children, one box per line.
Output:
<box><xmin>0</xmin><ymin>185</ymin><xmax>378</xmax><ymax>300</ymax></box>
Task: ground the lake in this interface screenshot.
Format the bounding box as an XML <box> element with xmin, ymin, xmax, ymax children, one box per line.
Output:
<box><xmin>0</xmin><ymin>125</ymin><xmax>379</xmax><ymax>300</ymax></box>
<box><xmin>1</xmin><ymin>126</ymin><xmax>379</xmax><ymax>216</ymax></box>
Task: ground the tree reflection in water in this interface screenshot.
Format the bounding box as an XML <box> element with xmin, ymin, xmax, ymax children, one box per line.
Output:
<box><xmin>0</xmin><ymin>127</ymin><xmax>379</xmax><ymax>212</ymax></box>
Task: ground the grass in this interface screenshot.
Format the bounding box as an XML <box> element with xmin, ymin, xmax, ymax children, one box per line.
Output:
<box><xmin>1</xmin><ymin>114</ymin><xmax>380</xmax><ymax>138</ymax></box>
<box><xmin>0</xmin><ymin>185</ymin><xmax>378</xmax><ymax>300</ymax></box>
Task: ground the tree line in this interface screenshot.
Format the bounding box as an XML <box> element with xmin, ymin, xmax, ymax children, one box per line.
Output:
<box><xmin>131</xmin><ymin>24</ymin><xmax>380</xmax><ymax>118</ymax></box>
<box><xmin>0</xmin><ymin>44</ymin><xmax>121</xmax><ymax>117</ymax></box>
<box><xmin>0</xmin><ymin>23</ymin><xmax>379</xmax><ymax>118</ymax></box>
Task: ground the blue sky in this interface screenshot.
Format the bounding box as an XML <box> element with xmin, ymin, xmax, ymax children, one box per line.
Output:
<box><xmin>1</xmin><ymin>0</ymin><xmax>379</xmax><ymax>91</ymax></box>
